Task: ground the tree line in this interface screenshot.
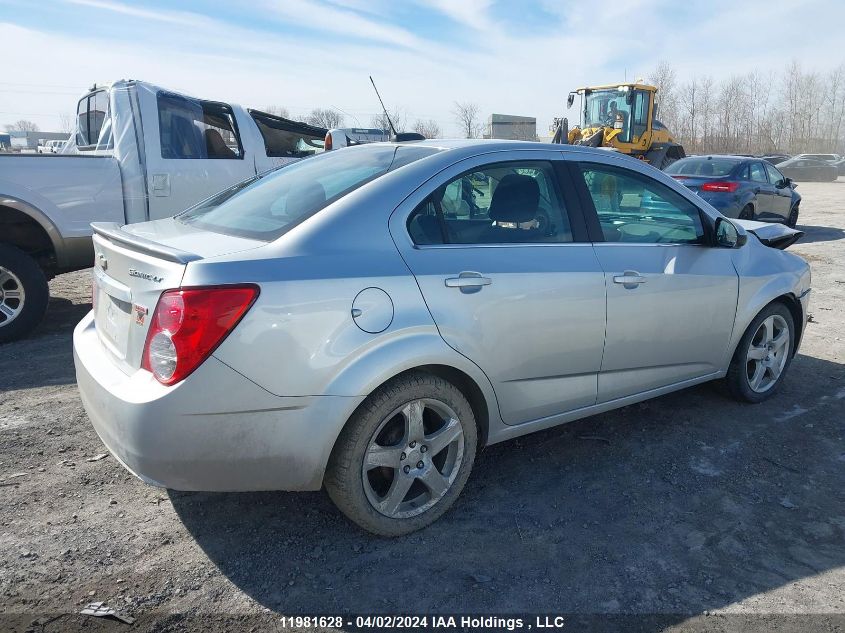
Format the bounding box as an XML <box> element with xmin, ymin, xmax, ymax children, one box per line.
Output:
<box><xmin>648</xmin><ymin>60</ymin><xmax>845</xmax><ymax>156</ymax></box>
<box><xmin>263</xmin><ymin>105</ymin><xmax>442</xmax><ymax>139</ymax></box>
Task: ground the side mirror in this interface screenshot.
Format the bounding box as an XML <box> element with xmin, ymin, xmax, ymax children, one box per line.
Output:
<box><xmin>566</xmin><ymin>93</ymin><xmax>575</xmax><ymax>109</ymax></box>
<box><xmin>715</xmin><ymin>217</ymin><xmax>746</xmax><ymax>248</ymax></box>
<box><xmin>783</xmin><ymin>177</ymin><xmax>793</xmax><ymax>188</ymax></box>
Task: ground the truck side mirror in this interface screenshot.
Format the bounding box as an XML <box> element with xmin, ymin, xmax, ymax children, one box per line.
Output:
<box><xmin>566</xmin><ymin>93</ymin><xmax>575</xmax><ymax>109</ymax></box>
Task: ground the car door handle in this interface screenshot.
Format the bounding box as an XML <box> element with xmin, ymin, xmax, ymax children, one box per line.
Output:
<box><xmin>613</xmin><ymin>271</ymin><xmax>646</xmax><ymax>287</ymax></box>
<box><xmin>445</xmin><ymin>271</ymin><xmax>492</xmax><ymax>291</ymax></box>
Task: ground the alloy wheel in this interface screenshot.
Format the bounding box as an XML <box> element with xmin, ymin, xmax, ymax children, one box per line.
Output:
<box><xmin>0</xmin><ymin>266</ymin><xmax>26</xmax><ymax>328</ymax></box>
<box><xmin>362</xmin><ymin>398</ymin><xmax>465</xmax><ymax>519</ymax></box>
<box><xmin>745</xmin><ymin>314</ymin><xmax>790</xmax><ymax>393</ymax></box>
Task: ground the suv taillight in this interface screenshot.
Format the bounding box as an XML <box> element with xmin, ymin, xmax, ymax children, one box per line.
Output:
<box><xmin>141</xmin><ymin>286</ymin><xmax>258</xmax><ymax>385</ymax></box>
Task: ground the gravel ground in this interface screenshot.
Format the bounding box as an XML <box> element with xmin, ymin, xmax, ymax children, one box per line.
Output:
<box><xmin>1</xmin><ymin>181</ymin><xmax>844</xmax><ymax>632</ymax></box>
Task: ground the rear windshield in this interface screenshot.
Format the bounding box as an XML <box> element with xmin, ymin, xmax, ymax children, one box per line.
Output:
<box><xmin>665</xmin><ymin>157</ymin><xmax>739</xmax><ymax>177</ymax></box>
<box><xmin>178</xmin><ymin>145</ymin><xmax>439</xmax><ymax>240</ymax></box>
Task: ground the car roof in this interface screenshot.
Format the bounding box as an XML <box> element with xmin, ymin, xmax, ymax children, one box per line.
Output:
<box><xmin>371</xmin><ymin>138</ymin><xmax>643</xmax><ymax>159</ymax></box>
<box><xmin>679</xmin><ymin>155</ymin><xmax>757</xmax><ymax>162</ymax></box>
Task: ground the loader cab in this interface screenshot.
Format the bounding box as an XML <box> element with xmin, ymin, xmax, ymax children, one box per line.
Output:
<box><xmin>574</xmin><ymin>83</ymin><xmax>657</xmax><ymax>149</ymax></box>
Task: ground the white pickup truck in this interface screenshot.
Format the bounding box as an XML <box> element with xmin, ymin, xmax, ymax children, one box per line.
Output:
<box><xmin>0</xmin><ymin>80</ymin><xmax>328</xmax><ymax>342</ymax></box>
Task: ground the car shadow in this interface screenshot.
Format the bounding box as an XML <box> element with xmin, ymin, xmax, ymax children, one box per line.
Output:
<box><xmin>1</xmin><ymin>296</ymin><xmax>90</xmax><ymax>390</ymax></box>
<box><xmin>795</xmin><ymin>224</ymin><xmax>845</xmax><ymax>244</ymax></box>
<box><xmin>170</xmin><ymin>352</ymin><xmax>845</xmax><ymax>619</ymax></box>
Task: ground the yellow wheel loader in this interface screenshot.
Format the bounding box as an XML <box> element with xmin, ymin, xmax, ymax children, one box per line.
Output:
<box><xmin>552</xmin><ymin>82</ymin><xmax>685</xmax><ymax>169</ymax></box>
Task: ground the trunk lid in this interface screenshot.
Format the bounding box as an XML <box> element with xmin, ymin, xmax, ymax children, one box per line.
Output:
<box><xmin>671</xmin><ymin>175</ymin><xmax>724</xmax><ymax>195</ymax></box>
<box><xmin>734</xmin><ymin>219</ymin><xmax>803</xmax><ymax>250</ymax></box>
<box><xmin>90</xmin><ymin>220</ymin><xmax>265</xmax><ymax>373</ymax></box>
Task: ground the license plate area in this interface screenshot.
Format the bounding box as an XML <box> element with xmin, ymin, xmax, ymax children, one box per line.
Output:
<box><xmin>93</xmin><ymin>273</ymin><xmax>132</xmax><ymax>360</ymax></box>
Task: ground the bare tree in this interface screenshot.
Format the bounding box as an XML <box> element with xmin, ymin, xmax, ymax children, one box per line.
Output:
<box><xmin>58</xmin><ymin>113</ymin><xmax>74</xmax><ymax>134</ymax></box>
<box><xmin>264</xmin><ymin>105</ymin><xmax>290</xmax><ymax>119</ymax></box>
<box><xmin>5</xmin><ymin>120</ymin><xmax>39</xmax><ymax>132</ymax></box>
<box><xmin>306</xmin><ymin>108</ymin><xmax>344</xmax><ymax>129</ymax></box>
<box><xmin>413</xmin><ymin>118</ymin><xmax>442</xmax><ymax>139</ymax></box>
<box><xmin>370</xmin><ymin>107</ymin><xmax>407</xmax><ymax>133</ymax></box>
<box><xmin>452</xmin><ymin>101</ymin><xmax>482</xmax><ymax>138</ymax></box>
<box><xmin>648</xmin><ymin>60</ymin><xmax>678</xmax><ymax>131</ymax></box>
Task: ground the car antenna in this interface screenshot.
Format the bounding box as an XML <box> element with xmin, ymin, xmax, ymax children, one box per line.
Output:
<box><xmin>369</xmin><ymin>76</ymin><xmax>425</xmax><ymax>142</ymax></box>
<box><xmin>369</xmin><ymin>76</ymin><xmax>397</xmax><ymax>137</ymax></box>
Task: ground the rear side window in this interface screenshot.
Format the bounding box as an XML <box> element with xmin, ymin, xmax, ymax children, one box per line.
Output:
<box><xmin>578</xmin><ymin>162</ymin><xmax>704</xmax><ymax>244</ymax></box>
<box><xmin>158</xmin><ymin>93</ymin><xmax>242</xmax><ymax>159</ymax></box>
<box><xmin>749</xmin><ymin>162</ymin><xmax>768</xmax><ymax>183</ymax></box>
<box><xmin>665</xmin><ymin>157</ymin><xmax>738</xmax><ymax>177</ymax></box>
<box><xmin>249</xmin><ymin>110</ymin><xmax>326</xmax><ymax>158</ymax></box>
<box><xmin>407</xmin><ymin>161</ymin><xmax>572</xmax><ymax>245</ymax></box>
<box><xmin>76</xmin><ymin>90</ymin><xmax>110</xmax><ymax>149</ymax></box>
<box><xmin>178</xmin><ymin>145</ymin><xmax>439</xmax><ymax>240</ymax></box>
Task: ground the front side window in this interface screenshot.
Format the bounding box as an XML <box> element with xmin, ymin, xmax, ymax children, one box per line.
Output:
<box><xmin>632</xmin><ymin>90</ymin><xmax>649</xmax><ymax>139</ymax></box>
<box><xmin>249</xmin><ymin>110</ymin><xmax>325</xmax><ymax>158</ymax></box>
<box><xmin>579</xmin><ymin>163</ymin><xmax>704</xmax><ymax>244</ymax></box>
<box><xmin>764</xmin><ymin>163</ymin><xmax>785</xmax><ymax>186</ymax></box>
<box><xmin>407</xmin><ymin>161</ymin><xmax>572</xmax><ymax>245</ymax></box>
<box><xmin>158</xmin><ymin>93</ymin><xmax>242</xmax><ymax>159</ymax></box>
<box><xmin>179</xmin><ymin>145</ymin><xmax>438</xmax><ymax>240</ymax></box>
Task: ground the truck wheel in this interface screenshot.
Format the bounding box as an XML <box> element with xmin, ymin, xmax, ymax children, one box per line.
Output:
<box><xmin>659</xmin><ymin>154</ymin><xmax>677</xmax><ymax>170</ymax></box>
<box><xmin>0</xmin><ymin>244</ymin><xmax>49</xmax><ymax>343</ymax></box>
<box><xmin>325</xmin><ymin>371</ymin><xmax>477</xmax><ymax>536</ymax></box>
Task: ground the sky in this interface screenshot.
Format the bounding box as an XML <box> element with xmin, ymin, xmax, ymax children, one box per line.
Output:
<box><xmin>1</xmin><ymin>0</ymin><xmax>844</xmax><ymax>137</ymax></box>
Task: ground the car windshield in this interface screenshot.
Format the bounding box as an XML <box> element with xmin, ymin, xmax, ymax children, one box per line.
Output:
<box><xmin>665</xmin><ymin>157</ymin><xmax>739</xmax><ymax>177</ymax></box>
<box><xmin>178</xmin><ymin>145</ymin><xmax>439</xmax><ymax>240</ymax></box>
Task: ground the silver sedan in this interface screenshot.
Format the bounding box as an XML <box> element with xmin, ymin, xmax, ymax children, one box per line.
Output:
<box><xmin>73</xmin><ymin>140</ymin><xmax>811</xmax><ymax>536</ymax></box>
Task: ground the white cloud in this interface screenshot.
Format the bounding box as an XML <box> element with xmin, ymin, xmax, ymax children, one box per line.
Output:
<box><xmin>1</xmin><ymin>0</ymin><xmax>843</xmax><ymax>137</ymax></box>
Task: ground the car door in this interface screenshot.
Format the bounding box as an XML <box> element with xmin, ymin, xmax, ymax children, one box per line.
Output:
<box><xmin>764</xmin><ymin>162</ymin><xmax>792</xmax><ymax>220</ymax></box>
<box><xmin>748</xmin><ymin>161</ymin><xmax>775</xmax><ymax>219</ymax></box>
<box><xmin>140</xmin><ymin>90</ymin><xmax>258</xmax><ymax>219</ymax></box>
<box><xmin>390</xmin><ymin>152</ymin><xmax>607</xmax><ymax>425</ymax></box>
<box><xmin>571</xmin><ymin>159</ymin><xmax>739</xmax><ymax>403</ymax></box>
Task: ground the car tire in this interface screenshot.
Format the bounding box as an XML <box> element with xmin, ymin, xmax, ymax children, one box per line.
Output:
<box><xmin>325</xmin><ymin>371</ymin><xmax>478</xmax><ymax>536</ymax></box>
<box><xmin>0</xmin><ymin>244</ymin><xmax>49</xmax><ymax>344</ymax></box>
<box><xmin>739</xmin><ymin>205</ymin><xmax>755</xmax><ymax>221</ymax></box>
<box><xmin>786</xmin><ymin>205</ymin><xmax>799</xmax><ymax>228</ymax></box>
<box><xmin>725</xmin><ymin>302</ymin><xmax>795</xmax><ymax>404</ymax></box>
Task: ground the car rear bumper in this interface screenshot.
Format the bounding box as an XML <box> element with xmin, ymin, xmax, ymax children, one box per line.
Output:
<box><xmin>73</xmin><ymin>312</ymin><xmax>363</xmax><ymax>491</ymax></box>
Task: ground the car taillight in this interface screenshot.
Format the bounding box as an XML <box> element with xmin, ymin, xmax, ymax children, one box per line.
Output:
<box><xmin>700</xmin><ymin>181</ymin><xmax>740</xmax><ymax>193</ymax></box>
<box><xmin>141</xmin><ymin>285</ymin><xmax>258</xmax><ymax>385</ymax></box>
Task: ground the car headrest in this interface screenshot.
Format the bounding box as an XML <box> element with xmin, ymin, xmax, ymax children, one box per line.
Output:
<box><xmin>489</xmin><ymin>174</ymin><xmax>540</xmax><ymax>223</ymax></box>
<box><xmin>409</xmin><ymin>214</ymin><xmax>442</xmax><ymax>245</ymax></box>
<box><xmin>205</xmin><ymin>129</ymin><xmax>236</xmax><ymax>158</ymax></box>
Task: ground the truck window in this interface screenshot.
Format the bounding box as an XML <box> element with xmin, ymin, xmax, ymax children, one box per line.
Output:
<box><xmin>76</xmin><ymin>90</ymin><xmax>110</xmax><ymax>149</ymax></box>
<box><xmin>157</xmin><ymin>92</ymin><xmax>243</xmax><ymax>160</ymax></box>
<box><xmin>249</xmin><ymin>110</ymin><xmax>326</xmax><ymax>158</ymax></box>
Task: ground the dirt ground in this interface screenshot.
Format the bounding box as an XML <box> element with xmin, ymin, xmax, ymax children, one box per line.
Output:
<box><xmin>1</xmin><ymin>181</ymin><xmax>844</xmax><ymax>632</ymax></box>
